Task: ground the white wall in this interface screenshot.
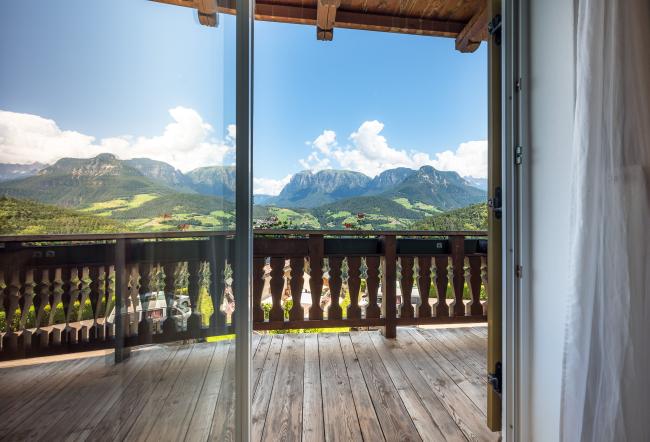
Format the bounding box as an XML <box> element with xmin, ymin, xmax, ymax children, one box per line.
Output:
<box><xmin>526</xmin><ymin>0</ymin><xmax>575</xmax><ymax>440</ymax></box>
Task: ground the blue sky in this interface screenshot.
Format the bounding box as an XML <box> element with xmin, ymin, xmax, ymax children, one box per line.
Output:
<box><xmin>0</xmin><ymin>0</ymin><xmax>486</xmax><ymax>194</ymax></box>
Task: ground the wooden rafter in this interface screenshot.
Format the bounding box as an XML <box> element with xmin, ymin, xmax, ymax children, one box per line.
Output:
<box><xmin>150</xmin><ymin>0</ymin><xmax>487</xmax><ymax>52</ymax></box>
<box><xmin>455</xmin><ymin>1</ymin><xmax>489</xmax><ymax>53</ymax></box>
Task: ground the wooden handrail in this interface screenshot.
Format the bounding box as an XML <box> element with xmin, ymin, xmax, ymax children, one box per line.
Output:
<box><xmin>0</xmin><ymin>231</ymin><xmax>488</xmax><ymax>360</ymax></box>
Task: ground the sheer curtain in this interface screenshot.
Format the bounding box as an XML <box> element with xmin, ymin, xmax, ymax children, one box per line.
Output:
<box><xmin>560</xmin><ymin>0</ymin><xmax>650</xmax><ymax>440</ymax></box>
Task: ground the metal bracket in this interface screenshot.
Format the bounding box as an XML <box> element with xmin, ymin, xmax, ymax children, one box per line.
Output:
<box><xmin>488</xmin><ymin>14</ymin><xmax>502</xmax><ymax>46</ymax></box>
<box><xmin>488</xmin><ymin>361</ymin><xmax>502</xmax><ymax>396</ymax></box>
<box><xmin>515</xmin><ymin>145</ymin><xmax>523</xmax><ymax>165</ymax></box>
<box><xmin>488</xmin><ymin>186</ymin><xmax>502</xmax><ymax>220</ymax></box>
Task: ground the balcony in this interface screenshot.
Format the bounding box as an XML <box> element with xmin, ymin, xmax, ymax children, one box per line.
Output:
<box><xmin>0</xmin><ymin>230</ymin><xmax>493</xmax><ymax>440</ymax></box>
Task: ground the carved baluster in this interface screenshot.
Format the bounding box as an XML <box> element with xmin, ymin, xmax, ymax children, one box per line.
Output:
<box><xmin>365</xmin><ymin>256</ymin><xmax>381</xmax><ymax>319</ymax></box>
<box><xmin>253</xmin><ymin>257</ymin><xmax>265</xmax><ymax>323</ymax></box>
<box><xmin>19</xmin><ymin>270</ymin><xmax>35</xmax><ymax>329</ymax></box>
<box><xmin>308</xmin><ymin>234</ymin><xmax>324</xmax><ymax>320</ymax></box>
<box><xmin>187</xmin><ymin>260</ymin><xmax>202</xmax><ymax>337</ymax></box>
<box><xmin>137</xmin><ymin>262</ymin><xmax>153</xmax><ymax>344</ymax></box>
<box><xmin>399</xmin><ymin>257</ymin><xmax>415</xmax><ymax>319</ymax></box>
<box><xmin>268</xmin><ymin>257</ymin><xmax>285</xmax><ymax>322</ymax></box>
<box><xmin>1</xmin><ymin>269</ymin><xmax>20</xmax><ymax>354</ymax></box>
<box><xmin>60</xmin><ymin>267</ymin><xmax>79</xmax><ymax>344</ymax></box>
<box><xmin>327</xmin><ymin>257</ymin><xmax>343</xmax><ymax>320</ymax></box>
<box><xmin>450</xmin><ymin>236</ymin><xmax>466</xmax><ymax>317</ymax></box>
<box><xmin>289</xmin><ymin>258</ymin><xmax>304</xmax><ymax>321</ymax></box>
<box><xmin>481</xmin><ymin>256</ymin><xmax>488</xmax><ymax>316</ymax></box>
<box><xmin>77</xmin><ymin>267</ymin><xmax>92</xmax><ymax>343</ymax></box>
<box><xmin>104</xmin><ymin>266</ymin><xmax>115</xmax><ymax>339</ymax></box>
<box><xmin>417</xmin><ymin>256</ymin><xmax>433</xmax><ymax>318</ymax></box>
<box><xmin>17</xmin><ymin>270</ymin><xmax>34</xmax><ymax>352</ymax></box>
<box><xmin>48</xmin><ymin>268</ymin><xmax>63</xmax><ymax>346</ymax></box>
<box><xmin>88</xmin><ymin>266</ymin><xmax>104</xmax><ymax>342</ymax></box>
<box><xmin>434</xmin><ymin>256</ymin><xmax>449</xmax><ymax>317</ymax></box>
<box><xmin>32</xmin><ymin>269</ymin><xmax>51</xmax><ymax>349</ymax></box>
<box><xmin>467</xmin><ymin>256</ymin><xmax>483</xmax><ymax>316</ymax></box>
<box><xmin>162</xmin><ymin>263</ymin><xmax>178</xmax><ymax>338</ymax></box>
<box><xmin>127</xmin><ymin>265</ymin><xmax>140</xmax><ymax>336</ymax></box>
<box><xmin>346</xmin><ymin>257</ymin><xmax>362</xmax><ymax>320</ymax></box>
<box><xmin>209</xmin><ymin>236</ymin><xmax>227</xmax><ymax>332</ymax></box>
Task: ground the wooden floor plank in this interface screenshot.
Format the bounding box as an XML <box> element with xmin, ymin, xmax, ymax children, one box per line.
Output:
<box><xmin>184</xmin><ymin>341</ymin><xmax>231</xmax><ymax>442</ymax></box>
<box><xmin>262</xmin><ymin>334</ymin><xmax>304</xmax><ymax>442</ymax></box>
<box><xmin>58</xmin><ymin>347</ymin><xmax>171</xmax><ymax>441</ymax></box>
<box><xmin>144</xmin><ymin>343</ymin><xmax>216</xmax><ymax>441</ymax></box>
<box><xmin>88</xmin><ymin>345</ymin><xmax>182</xmax><ymax>442</ymax></box>
<box><xmin>339</xmin><ymin>333</ymin><xmax>385</xmax><ymax>442</ymax></box>
<box><xmin>318</xmin><ymin>332</ymin><xmax>363</xmax><ymax>441</ymax></box>
<box><xmin>208</xmin><ymin>340</ymin><xmax>237</xmax><ymax>441</ymax></box>
<box><xmin>400</xmin><ymin>330</ymin><xmax>497</xmax><ymax>441</ymax></box>
<box><xmin>302</xmin><ymin>334</ymin><xmax>325</xmax><ymax>442</ymax></box>
<box><xmin>369</xmin><ymin>332</ymin><xmax>466</xmax><ymax>442</ymax></box>
<box><xmin>0</xmin><ymin>355</ymin><xmax>103</xmax><ymax>439</ymax></box>
<box><xmin>410</xmin><ymin>329</ymin><xmax>487</xmax><ymax>414</ymax></box>
<box><xmin>349</xmin><ymin>332</ymin><xmax>422</xmax><ymax>441</ymax></box>
<box><xmin>425</xmin><ymin>329</ymin><xmax>486</xmax><ymax>377</ymax></box>
<box><xmin>251</xmin><ymin>335</ymin><xmax>284</xmax><ymax>441</ymax></box>
<box><xmin>124</xmin><ymin>344</ymin><xmax>194</xmax><ymax>440</ymax></box>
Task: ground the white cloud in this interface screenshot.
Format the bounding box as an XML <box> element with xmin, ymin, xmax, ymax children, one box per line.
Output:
<box><xmin>299</xmin><ymin>120</ymin><xmax>488</xmax><ymax>178</ymax></box>
<box><xmin>430</xmin><ymin>140</ymin><xmax>487</xmax><ymax>179</ymax></box>
<box><xmin>0</xmin><ymin>107</ymin><xmax>235</xmax><ymax>172</ymax></box>
<box><xmin>253</xmin><ymin>174</ymin><xmax>292</xmax><ymax>196</ymax></box>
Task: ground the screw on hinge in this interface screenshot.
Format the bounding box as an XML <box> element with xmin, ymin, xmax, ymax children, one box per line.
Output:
<box><xmin>515</xmin><ymin>77</ymin><xmax>522</xmax><ymax>91</ymax></box>
<box><xmin>515</xmin><ymin>265</ymin><xmax>523</xmax><ymax>278</ymax></box>
<box><xmin>515</xmin><ymin>145</ymin><xmax>523</xmax><ymax>165</ymax></box>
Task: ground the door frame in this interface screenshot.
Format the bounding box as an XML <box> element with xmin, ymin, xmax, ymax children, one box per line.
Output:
<box><xmin>501</xmin><ymin>0</ymin><xmax>529</xmax><ymax>439</ymax></box>
<box><xmin>234</xmin><ymin>0</ymin><xmax>254</xmax><ymax>441</ymax></box>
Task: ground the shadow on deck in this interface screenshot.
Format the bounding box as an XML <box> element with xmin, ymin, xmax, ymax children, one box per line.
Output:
<box><xmin>0</xmin><ymin>326</ymin><xmax>496</xmax><ymax>441</ymax></box>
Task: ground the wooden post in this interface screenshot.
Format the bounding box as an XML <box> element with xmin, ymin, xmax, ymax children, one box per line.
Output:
<box><xmin>380</xmin><ymin>235</ymin><xmax>397</xmax><ymax>338</ymax></box>
<box><xmin>308</xmin><ymin>234</ymin><xmax>324</xmax><ymax>320</ymax></box>
<box><xmin>114</xmin><ymin>238</ymin><xmax>131</xmax><ymax>363</ymax></box>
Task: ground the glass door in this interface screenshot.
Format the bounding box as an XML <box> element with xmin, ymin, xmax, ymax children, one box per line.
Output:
<box><xmin>0</xmin><ymin>0</ymin><xmax>252</xmax><ymax>439</ymax></box>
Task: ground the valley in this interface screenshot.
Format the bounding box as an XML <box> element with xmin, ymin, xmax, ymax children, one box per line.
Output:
<box><xmin>0</xmin><ymin>153</ymin><xmax>488</xmax><ymax>234</ymax></box>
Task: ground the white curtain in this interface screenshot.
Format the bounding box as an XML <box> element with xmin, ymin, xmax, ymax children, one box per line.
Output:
<box><xmin>561</xmin><ymin>0</ymin><xmax>650</xmax><ymax>441</ymax></box>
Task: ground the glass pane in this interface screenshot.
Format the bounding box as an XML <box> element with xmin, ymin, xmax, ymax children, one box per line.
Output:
<box><xmin>0</xmin><ymin>1</ymin><xmax>243</xmax><ymax>439</ymax></box>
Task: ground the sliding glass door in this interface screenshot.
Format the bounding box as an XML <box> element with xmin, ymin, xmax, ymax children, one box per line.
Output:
<box><xmin>0</xmin><ymin>1</ymin><xmax>252</xmax><ymax>440</ymax></box>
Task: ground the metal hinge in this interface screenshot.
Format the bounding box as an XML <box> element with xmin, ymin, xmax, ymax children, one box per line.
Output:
<box><xmin>515</xmin><ymin>265</ymin><xmax>523</xmax><ymax>278</ymax></box>
<box><xmin>488</xmin><ymin>14</ymin><xmax>502</xmax><ymax>46</ymax></box>
<box><xmin>515</xmin><ymin>77</ymin><xmax>523</xmax><ymax>91</ymax></box>
<box><xmin>515</xmin><ymin>145</ymin><xmax>523</xmax><ymax>165</ymax></box>
<box><xmin>488</xmin><ymin>362</ymin><xmax>502</xmax><ymax>396</ymax></box>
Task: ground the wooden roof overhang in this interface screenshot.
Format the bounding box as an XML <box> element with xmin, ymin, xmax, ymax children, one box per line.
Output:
<box><xmin>152</xmin><ymin>0</ymin><xmax>488</xmax><ymax>52</ymax></box>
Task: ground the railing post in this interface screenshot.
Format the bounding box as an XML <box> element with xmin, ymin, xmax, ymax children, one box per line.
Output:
<box><xmin>114</xmin><ymin>238</ymin><xmax>131</xmax><ymax>363</ymax></box>
<box><xmin>450</xmin><ymin>235</ymin><xmax>466</xmax><ymax>317</ymax></box>
<box><xmin>380</xmin><ymin>234</ymin><xmax>397</xmax><ymax>338</ymax></box>
<box><xmin>209</xmin><ymin>236</ymin><xmax>228</xmax><ymax>333</ymax></box>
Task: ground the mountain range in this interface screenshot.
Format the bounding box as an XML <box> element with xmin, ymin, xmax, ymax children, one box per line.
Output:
<box><xmin>0</xmin><ymin>153</ymin><xmax>486</xmax><ymax>231</ymax></box>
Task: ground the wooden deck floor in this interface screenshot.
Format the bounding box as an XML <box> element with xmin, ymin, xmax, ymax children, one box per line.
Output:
<box><xmin>0</xmin><ymin>326</ymin><xmax>496</xmax><ymax>441</ymax></box>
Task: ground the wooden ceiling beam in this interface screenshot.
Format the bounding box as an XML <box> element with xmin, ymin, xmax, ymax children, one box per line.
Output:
<box><xmin>455</xmin><ymin>1</ymin><xmax>488</xmax><ymax>53</ymax></box>
<box><xmin>316</xmin><ymin>0</ymin><xmax>341</xmax><ymax>41</ymax></box>
<box><xmin>150</xmin><ymin>0</ymin><xmax>471</xmax><ymax>42</ymax></box>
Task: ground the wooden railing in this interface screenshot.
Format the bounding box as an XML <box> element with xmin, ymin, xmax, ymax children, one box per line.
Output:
<box><xmin>0</xmin><ymin>230</ymin><xmax>487</xmax><ymax>360</ymax></box>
